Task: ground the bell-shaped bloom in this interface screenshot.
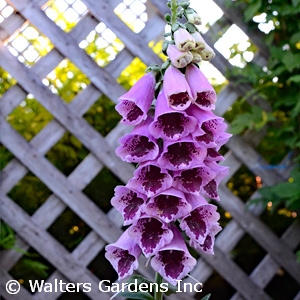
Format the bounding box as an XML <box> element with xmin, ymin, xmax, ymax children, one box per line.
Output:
<box><xmin>105</xmin><ymin>229</ymin><xmax>142</xmax><ymax>280</ymax></box>
<box><xmin>167</xmin><ymin>44</ymin><xmax>193</xmax><ymax>68</ymax></box>
<box><xmin>128</xmin><ymin>216</ymin><xmax>173</xmax><ymax>257</ymax></box>
<box><xmin>200</xmin><ymin>44</ymin><xmax>215</xmax><ymax>61</ymax></box>
<box><xmin>144</xmin><ymin>188</ymin><xmax>192</xmax><ymax>223</ymax></box>
<box><xmin>116</xmin><ymin>117</ymin><xmax>159</xmax><ymax>163</ymax></box>
<box><xmin>180</xmin><ymin>194</ymin><xmax>221</xmax><ymax>254</ymax></box>
<box><xmin>151</xmin><ymin>225</ymin><xmax>197</xmax><ymax>286</ymax></box>
<box><xmin>173</xmin><ymin>164</ymin><xmax>215</xmax><ymax>195</ymax></box>
<box><xmin>163</xmin><ymin>66</ymin><xmax>193</xmax><ymax>111</ymax></box>
<box><xmin>174</xmin><ymin>28</ymin><xmax>195</xmax><ymax>51</ymax></box>
<box><xmin>149</xmin><ymin>91</ymin><xmax>197</xmax><ymax>141</ymax></box>
<box><xmin>191</xmin><ymin>32</ymin><xmax>206</xmax><ymax>51</ymax></box>
<box><xmin>215</xmin><ymin>131</ymin><xmax>232</xmax><ymax>151</ymax></box>
<box><xmin>158</xmin><ymin>136</ymin><xmax>207</xmax><ymax>171</ymax></box>
<box><xmin>185</xmin><ymin>64</ymin><xmax>217</xmax><ymax>111</ymax></box>
<box><xmin>193</xmin><ymin>223</ymin><xmax>221</xmax><ymax>255</ymax></box>
<box><xmin>201</xmin><ymin>161</ymin><xmax>229</xmax><ymax>200</ymax></box>
<box><xmin>115</xmin><ymin>72</ymin><xmax>155</xmax><ymax>125</ymax></box>
<box><xmin>127</xmin><ymin>162</ymin><xmax>173</xmax><ymax>197</ymax></box>
<box><xmin>188</xmin><ymin>105</ymin><xmax>230</xmax><ymax>149</ymax></box>
<box><xmin>206</xmin><ymin>148</ymin><xmax>224</xmax><ymax>162</ymax></box>
<box><xmin>111</xmin><ymin>186</ymin><xmax>147</xmax><ymax>226</ymax></box>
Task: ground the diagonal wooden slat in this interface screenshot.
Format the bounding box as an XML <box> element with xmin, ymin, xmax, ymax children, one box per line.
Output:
<box><xmin>0</xmin><ymin>193</ymin><xmax>111</xmax><ymax>300</ymax></box>
<box><xmin>7</xmin><ymin>0</ymin><xmax>125</xmax><ymax>102</ymax></box>
<box><xmin>0</xmin><ymin>44</ymin><xmax>134</xmax><ymax>183</ymax></box>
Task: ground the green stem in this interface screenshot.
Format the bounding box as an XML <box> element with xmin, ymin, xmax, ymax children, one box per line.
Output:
<box><xmin>170</xmin><ymin>0</ymin><xmax>178</xmax><ymax>26</ymax></box>
<box><xmin>154</xmin><ymin>272</ymin><xmax>164</xmax><ymax>300</ymax></box>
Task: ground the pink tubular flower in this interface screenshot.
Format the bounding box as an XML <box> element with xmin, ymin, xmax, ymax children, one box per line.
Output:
<box><xmin>201</xmin><ymin>160</ymin><xmax>229</xmax><ymax>200</ymax></box>
<box><xmin>111</xmin><ymin>186</ymin><xmax>147</xmax><ymax>226</ymax></box>
<box><xmin>127</xmin><ymin>162</ymin><xmax>173</xmax><ymax>197</ymax></box>
<box><xmin>151</xmin><ymin>225</ymin><xmax>197</xmax><ymax>286</ymax></box>
<box><xmin>149</xmin><ymin>91</ymin><xmax>197</xmax><ymax>141</ymax></box>
<box><xmin>173</xmin><ymin>164</ymin><xmax>215</xmax><ymax>195</ymax></box>
<box><xmin>163</xmin><ymin>65</ymin><xmax>192</xmax><ymax>111</ymax></box>
<box><xmin>128</xmin><ymin>217</ymin><xmax>174</xmax><ymax>257</ymax></box>
<box><xmin>185</xmin><ymin>64</ymin><xmax>217</xmax><ymax>111</ymax></box>
<box><xmin>180</xmin><ymin>194</ymin><xmax>221</xmax><ymax>255</ymax></box>
<box><xmin>115</xmin><ymin>72</ymin><xmax>155</xmax><ymax>125</ymax></box>
<box><xmin>158</xmin><ymin>136</ymin><xmax>207</xmax><ymax>171</ymax></box>
<box><xmin>115</xmin><ymin>117</ymin><xmax>159</xmax><ymax>163</ymax></box>
<box><xmin>166</xmin><ymin>44</ymin><xmax>193</xmax><ymax>68</ymax></box>
<box><xmin>174</xmin><ymin>28</ymin><xmax>195</xmax><ymax>51</ymax></box>
<box><xmin>144</xmin><ymin>188</ymin><xmax>192</xmax><ymax>223</ymax></box>
<box><xmin>105</xmin><ymin>229</ymin><xmax>142</xmax><ymax>280</ymax></box>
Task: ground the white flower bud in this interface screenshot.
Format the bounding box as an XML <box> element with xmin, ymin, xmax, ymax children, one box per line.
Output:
<box><xmin>186</xmin><ymin>12</ymin><xmax>202</xmax><ymax>25</ymax></box>
<box><xmin>191</xmin><ymin>32</ymin><xmax>206</xmax><ymax>51</ymax></box>
<box><xmin>200</xmin><ymin>44</ymin><xmax>215</xmax><ymax>61</ymax></box>
<box><xmin>174</xmin><ymin>28</ymin><xmax>195</xmax><ymax>51</ymax></box>
<box><xmin>191</xmin><ymin>51</ymin><xmax>202</xmax><ymax>63</ymax></box>
<box><xmin>167</xmin><ymin>44</ymin><xmax>193</xmax><ymax>68</ymax></box>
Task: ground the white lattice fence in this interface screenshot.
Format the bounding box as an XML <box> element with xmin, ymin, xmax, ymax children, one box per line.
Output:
<box><xmin>0</xmin><ymin>0</ymin><xmax>300</xmax><ymax>300</ymax></box>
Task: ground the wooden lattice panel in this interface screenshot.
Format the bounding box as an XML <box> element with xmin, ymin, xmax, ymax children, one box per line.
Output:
<box><xmin>1</xmin><ymin>1</ymin><xmax>300</xmax><ymax>300</ymax></box>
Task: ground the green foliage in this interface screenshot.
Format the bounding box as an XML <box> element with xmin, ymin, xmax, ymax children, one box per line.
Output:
<box><xmin>227</xmin><ymin>0</ymin><xmax>300</xmax><ymax>216</ymax></box>
<box><xmin>251</xmin><ymin>169</ymin><xmax>300</xmax><ymax>211</ymax></box>
<box><xmin>0</xmin><ymin>221</ymin><xmax>16</xmax><ymax>250</ymax></box>
<box><xmin>47</xmin><ymin>59</ymin><xmax>90</xmax><ymax>103</ymax></box>
<box><xmin>7</xmin><ymin>96</ymin><xmax>53</xmax><ymax>141</ymax></box>
<box><xmin>0</xmin><ymin>68</ymin><xmax>17</xmax><ymax>95</ymax></box>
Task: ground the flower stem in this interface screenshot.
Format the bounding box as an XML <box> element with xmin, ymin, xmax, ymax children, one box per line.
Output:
<box><xmin>154</xmin><ymin>272</ymin><xmax>164</xmax><ymax>300</ymax></box>
<box><xmin>170</xmin><ymin>0</ymin><xmax>178</xmax><ymax>26</ymax></box>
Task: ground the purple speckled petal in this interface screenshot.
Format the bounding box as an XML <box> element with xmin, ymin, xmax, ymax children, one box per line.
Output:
<box><xmin>115</xmin><ymin>72</ymin><xmax>155</xmax><ymax>125</ymax></box>
<box><xmin>149</xmin><ymin>91</ymin><xmax>197</xmax><ymax>141</ymax></box>
<box><xmin>173</xmin><ymin>165</ymin><xmax>214</xmax><ymax>195</ymax></box>
<box><xmin>190</xmin><ymin>224</ymin><xmax>221</xmax><ymax>255</ymax></box>
<box><xmin>151</xmin><ymin>225</ymin><xmax>197</xmax><ymax>286</ymax></box>
<box><xmin>105</xmin><ymin>229</ymin><xmax>141</xmax><ymax>280</ymax></box>
<box><xmin>158</xmin><ymin>136</ymin><xmax>207</xmax><ymax>171</ymax></box>
<box><xmin>127</xmin><ymin>162</ymin><xmax>173</xmax><ymax>197</ymax></box>
<box><xmin>180</xmin><ymin>195</ymin><xmax>220</xmax><ymax>245</ymax></box>
<box><xmin>116</xmin><ymin>117</ymin><xmax>159</xmax><ymax>163</ymax></box>
<box><xmin>185</xmin><ymin>64</ymin><xmax>216</xmax><ymax>111</ymax></box>
<box><xmin>206</xmin><ymin>148</ymin><xmax>224</xmax><ymax>162</ymax></box>
<box><xmin>163</xmin><ymin>66</ymin><xmax>193</xmax><ymax>111</ymax></box>
<box><xmin>144</xmin><ymin>188</ymin><xmax>192</xmax><ymax>223</ymax></box>
<box><xmin>201</xmin><ymin>161</ymin><xmax>229</xmax><ymax>200</ymax></box>
<box><xmin>128</xmin><ymin>217</ymin><xmax>173</xmax><ymax>257</ymax></box>
<box><xmin>215</xmin><ymin>131</ymin><xmax>232</xmax><ymax>151</ymax></box>
<box><xmin>111</xmin><ymin>186</ymin><xmax>147</xmax><ymax>226</ymax></box>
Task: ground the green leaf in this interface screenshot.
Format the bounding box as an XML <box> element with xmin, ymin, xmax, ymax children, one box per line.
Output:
<box><xmin>292</xmin><ymin>0</ymin><xmax>300</xmax><ymax>7</ymax></box>
<box><xmin>163</xmin><ymin>283</ymin><xmax>178</xmax><ymax>296</ymax></box>
<box><xmin>171</xmin><ymin>23</ymin><xmax>180</xmax><ymax>32</ymax></box>
<box><xmin>179</xmin><ymin>2</ymin><xmax>190</xmax><ymax>9</ymax></box>
<box><xmin>287</xmin><ymin>74</ymin><xmax>300</xmax><ymax>83</ymax></box>
<box><xmin>117</xmin><ymin>291</ymin><xmax>154</xmax><ymax>300</ymax></box>
<box><xmin>201</xmin><ymin>294</ymin><xmax>211</xmax><ymax>300</ymax></box>
<box><xmin>244</xmin><ymin>0</ymin><xmax>262</xmax><ymax>22</ymax></box>
<box><xmin>164</xmin><ymin>13</ymin><xmax>171</xmax><ymax>22</ymax></box>
<box><xmin>282</xmin><ymin>52</ymin><xmax>300</xmax><ymax>72</ymax></box>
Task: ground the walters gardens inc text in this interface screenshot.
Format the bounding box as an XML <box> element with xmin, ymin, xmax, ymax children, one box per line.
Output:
<box><xmin>6</xmin><ymin>279</ymin><xmax>203</xmax><ymax>295</ymax></box>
